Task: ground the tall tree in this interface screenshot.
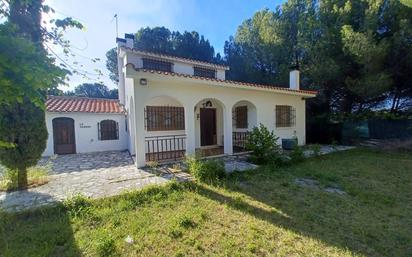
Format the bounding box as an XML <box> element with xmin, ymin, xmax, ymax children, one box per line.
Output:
<box><xmin>0</xmin><ymin>0</ymin><xmax>82</xmax><ymax>189</ymax></box>
<box><xmin>106</xmin><ymin>27</ymin><xmax>221</xmax><ymax>84</ymax></box>
<box><xmin>225</xmin><ymin>0</ymin><xmax>412</xmax><ymax>117</ymax></box>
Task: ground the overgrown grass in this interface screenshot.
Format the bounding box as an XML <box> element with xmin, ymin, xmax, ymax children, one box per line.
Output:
<box><xmin>0</xmin><ymin>165</ymin><xmax>49</xmax><ymax>191</ymax></box>
<box><xmin>0</xmin><ymin>149</ymin><xmax>411</xmax><ymax>256</ymax></box>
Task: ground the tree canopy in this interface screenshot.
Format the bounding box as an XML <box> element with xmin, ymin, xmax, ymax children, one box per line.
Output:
<box><xmin>60</xmin><ymin>83</ymin><xmax>118</xmax><ymax>99</ymax></box>
<box><xmin>225</xmin><ymin>0</ymin><xmax>412</xmax><ymax>116</ymax></box>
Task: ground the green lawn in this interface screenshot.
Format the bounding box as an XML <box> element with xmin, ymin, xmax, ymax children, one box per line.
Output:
<box><xmin>0</xmin><ymin>149</ymin><xmax>411</xmax><ymax>257</ymax></box>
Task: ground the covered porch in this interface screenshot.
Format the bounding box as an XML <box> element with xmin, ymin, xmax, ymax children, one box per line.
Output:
<box><xmin>141</xmin><ymin>96</ymin><xmax>256</xmax><ymax>164</ymax></box>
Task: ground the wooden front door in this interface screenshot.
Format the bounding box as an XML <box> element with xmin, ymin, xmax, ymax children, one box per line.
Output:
<box><xmin>200</xmin><ymin>108</ymin><xmax>216</xmax><ymax>146</ymax></box>
<box><xmin>53</xmin><ymin>118</ymin><xmax>76</xmax><ymax>154</ymax></box>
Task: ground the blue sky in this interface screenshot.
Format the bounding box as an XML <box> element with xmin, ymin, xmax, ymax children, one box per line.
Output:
<box><xmin>46</xmin><ymin>0</ymin><xmax>284</xmax><ymax>90</ymax></box>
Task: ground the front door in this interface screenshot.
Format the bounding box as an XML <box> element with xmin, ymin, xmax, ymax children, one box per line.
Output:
<box><xmin>200</xmin><ymin>108</ymin><xmax>216</xmax><ymax>146</ymax></box>
<box><xmin>53</xmin><ymin>117</ymin><xmax>76</xmax><ymax>154</ymax></box>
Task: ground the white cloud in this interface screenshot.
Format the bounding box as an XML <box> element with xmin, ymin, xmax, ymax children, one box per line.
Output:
<box><xmin>45</xmin><ymin>0</ymin><xmax>187</xmax><ymax>91</ymax></box>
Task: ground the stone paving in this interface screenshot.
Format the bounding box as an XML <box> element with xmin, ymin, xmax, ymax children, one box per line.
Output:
<box><xmin>0</xmin><ymin>145</ymin><xmax>354</xmax><ymax>212</ymax></box>
<box><xmin>0</xmin><ymin>151</ymin><xmax>190</xmax><ymax>212</ymax></box>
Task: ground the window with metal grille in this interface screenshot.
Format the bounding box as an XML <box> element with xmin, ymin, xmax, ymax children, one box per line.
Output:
<box><xmin>142</xmin><ymin>58</ymin><xmax>172</xmax><ymax>72</ymax></box>
<box><xmin>193</xmin><ymin>66</ymin><xmax>216</xmax><ymax>78</ymax></box>
<box><xmin>235</xmin><ymin>106</ymin><xmax>248</xmax><ymax>128</ymax></box>
<box><xmin>276</xmin><ymin>105</ymin><xmax>296</xmax><ymax>127</ymax></box>
<box><xmin>98</xmin><ymin>120</ymin><xmax>119</xmax><ymax>140</ymax></box>
<box><xmin>145</xmin><ymin>106</ymin><xmax>185</xmax><ymax>131</ymax></box>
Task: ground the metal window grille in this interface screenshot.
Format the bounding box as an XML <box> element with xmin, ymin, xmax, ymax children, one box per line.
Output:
<box><xmin>276</xmin><ymin>105</ymin><xmax>296</xmax><ymax>128</ymax></box>
<box><xmin>235</xmin><ymin>106</ymin><xmax>248</xmax><ymax>128</ymax></box>
<box><xmin>145</xmin><ymin>106</ymin><xmax>185</xmax><ymax>131</ymax></box>
<box><xmin>142</xmin><ymin>58</ymin><xmax>173</xmax><ymax>72</ymax></box>
<box><xmin>193</xmin><ymin>66</ymin><xmax>216</xmax><ymax>78</ymax></box>
<box><xmin>98</xmin><ymin>120</ymin><xmax>119</xmax><ymax>140</ymax></box>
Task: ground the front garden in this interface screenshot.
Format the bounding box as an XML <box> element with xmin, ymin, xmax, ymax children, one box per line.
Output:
<box><xmin>1</xmin><ymin>148</ymin><xmax>411</xmax><ymax>257</ymax></box>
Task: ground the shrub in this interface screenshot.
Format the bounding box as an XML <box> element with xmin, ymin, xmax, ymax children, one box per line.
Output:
<box><xmin>63</xmin><ymin>194</ymin><xmax>93</xmax><ymax>218</ymax></box>
<box><xmin>312</xmin><ymin>144</ymin><xmax>322</xmax><ymax>156</ymax></box>
<box><xmin>290</xmin><ymin>145</ymin><xmax>305</xmax><ymax>163</ymax></box>
<box><xmin>0</xmin><ymin>99</ymin><xmax>49</xmax><ymax>189</ymax></box>
<box><xmin>246</xmin><ymin>124</ymin><xmax>280</xmax><ymax>164</ymax></box>
<box><xmin>185</xmin><ymin>156</ymin><xmax>226</xmax><ymax>183</ymax></box>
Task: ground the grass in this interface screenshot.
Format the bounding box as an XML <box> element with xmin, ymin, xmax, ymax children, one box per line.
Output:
<box><xmin>0</xmin><ymin>165</ymin><xmax>49</xmax><ymax>191</ymax></box>
<box><xmin>0</xmin><ymin>148</ymin><xmax>411</xmax><ymax>256</ymax></box>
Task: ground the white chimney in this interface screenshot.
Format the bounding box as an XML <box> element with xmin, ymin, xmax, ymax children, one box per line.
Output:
<box><xmin>289</xmin><ymin>69</ymin><xmax>300</xmax><ymax>90</ymax></box>
<box><xmin>116</xmin><ymin>37</ymin><xmax>126</xmax><ymax>48</ymax></box>
<box><xmin>125</xmin><ymin>33</ymin><xmax>134</xmax><ymax>48</ymax></box>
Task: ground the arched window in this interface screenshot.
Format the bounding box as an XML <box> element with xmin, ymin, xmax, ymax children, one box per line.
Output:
<box><xmin>98</xmin><ymin>120</ymin><xmax>119</xmax><ymax>140</ymax></box>
<box><xmin>234</xmin><ymin>105</ymin><xmax>248</xmax><ymax>129</ymax></box>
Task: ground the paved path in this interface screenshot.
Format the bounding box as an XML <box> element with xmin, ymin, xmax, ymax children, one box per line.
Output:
<box><xmin>0</xmin><ymin>151</ymin><xmax>190</xmax><ymax>212</ymax></box>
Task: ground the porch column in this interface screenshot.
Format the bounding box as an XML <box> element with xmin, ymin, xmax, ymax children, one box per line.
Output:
<box><xmin>184</xmin><ymin>103</ymin><xmax>196</xmax><ymax>155</ymax></box>
<box><xmin>223</xmin><ymin>106</ymin><xmax>233</xmax><ymax>155</ymax></box>
<box><xmin>133</xmin><ymin>89</ymin><xmax>146</xmax><ymax>168</ymax></box>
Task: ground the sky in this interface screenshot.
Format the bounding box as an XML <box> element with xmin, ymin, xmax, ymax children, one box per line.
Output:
<box><xmin>46</xmin><ymin>0</ymin><xmax>284</xmax><ymax>91</ymax></box>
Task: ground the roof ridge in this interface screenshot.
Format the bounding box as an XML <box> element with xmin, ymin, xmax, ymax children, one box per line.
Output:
<box><xmin>47</xmin><ymin>95</ymin><xmax>120</xmax><ymax>101</ymax></box>
<box><xmin>46</xmin><ymin>96</ymin><xmax>124</xmax><ymax>114</ymax></box>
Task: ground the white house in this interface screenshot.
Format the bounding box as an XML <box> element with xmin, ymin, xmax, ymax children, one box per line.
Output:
<box><xmin>43</xmin><ymin>33</ymin><xmax>317</xmax><ymax>167</ymax></box>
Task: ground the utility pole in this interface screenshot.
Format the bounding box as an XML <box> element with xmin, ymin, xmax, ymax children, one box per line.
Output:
<box><xmin>113</xmin><ymin>14</ymin><xmax>118</xmax><ymax>38</ymax></box>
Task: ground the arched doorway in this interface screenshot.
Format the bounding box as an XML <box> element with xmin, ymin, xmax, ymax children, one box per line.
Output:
<box><xmin>52</xmin><ymin>117</ymin><xmax>76</xmax><ymax>154</ymax></box>
<box><xmin>194</xmin><ymin>98</ymin><xmax>225</xmax><ymax>156</ymax></box>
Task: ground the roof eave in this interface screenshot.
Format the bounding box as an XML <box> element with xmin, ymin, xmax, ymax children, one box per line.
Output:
<box><xmin>125</xmin><ymin>64</ymin><xmax>317</xmax><ymax>97</ymax></box>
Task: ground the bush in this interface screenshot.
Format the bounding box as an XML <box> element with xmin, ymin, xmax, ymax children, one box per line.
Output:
<box><xmin>290</xmin><ymin>145</ymin><xmax>305</xmax><ymax>163</ymax></box>
<box><xmin>310</xmin><ymin>144</ymin><xmax>322</xmax><ymax>156</ymax></box>
<box><xmin>246</xmin><ymin>124</ymin><xmax>280</xmax><ymax>164</ymax></box>
<box><xmin>185</xmin><ymin>156</ymin><xmax>226</xmax><ymax>183</ymax></box>
<box><xmin>63</xmin><ymin>194</ymin><xmax>93</xmax><ymax>218</ymax></box>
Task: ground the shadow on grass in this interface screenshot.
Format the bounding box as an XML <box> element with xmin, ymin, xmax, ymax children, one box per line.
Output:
<box><xmin>195</xmin><ymin>149</ymin><xmax>412</xmax><ymax>257</ymax></box>
<box><xmin>0</xmin><ymin>191</ymin><xmax>81</xmax><ymax>257</ymax></box>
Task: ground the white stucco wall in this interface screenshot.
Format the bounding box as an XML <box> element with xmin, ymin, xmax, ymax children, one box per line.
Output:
<box><xmin>127</xmin><ymin>68</ymin><xmax>310</xmax><ymax>167</ymax></box>
<box><xmin>43</xmin><ymin>112</ymin><xmax>128</xmax><ymax>156</ymax></box>
<box><xmin>123</xmin><ymin>50</ymin><xmax>227</xmax><ymax>80</ymax></box>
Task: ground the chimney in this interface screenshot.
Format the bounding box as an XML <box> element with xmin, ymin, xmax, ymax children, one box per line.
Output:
<box><xmin>125</xmin><ymin>33</ymin><xmax>134</xmax><ymax>48</ymax></box>
<box><xmin>289</xmin><ymin>69</ymin><xmax>300</xmax><ymax>90</ymax></box>
<box><xmin>116</xmin><ymin>37</ymin><xmax>126</xmax><ymax>48</ymax></box>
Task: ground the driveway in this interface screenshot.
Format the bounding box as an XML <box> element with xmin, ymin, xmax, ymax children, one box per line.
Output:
<box><xmin>0</xmin><ymin>151</ymin><xmax>190</xmax><ymax>212</ymax></box>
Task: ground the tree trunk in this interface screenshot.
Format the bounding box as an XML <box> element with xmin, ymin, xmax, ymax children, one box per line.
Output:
<box><xmin>17</xmin><ymin>167</ymin><xmax>28</xmax><ymax>190</ymax></box>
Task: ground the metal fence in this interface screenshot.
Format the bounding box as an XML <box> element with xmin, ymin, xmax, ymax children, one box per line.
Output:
<box><xmin>233</xmin><ymin>131</ymin><xmax>249</xmax><ymax>152</ymax></box>
<box><xmin>145</xmin><ymin>134</ymin><xmax>186</xmax><ymax>162</ymax></box>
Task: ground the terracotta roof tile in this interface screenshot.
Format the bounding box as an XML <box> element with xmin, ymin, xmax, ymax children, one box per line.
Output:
<box><xmin>46</xmin><ymin>96</ymin><xmax>124</xmax><ymax>114</ymax></box>
<box><xmin>126</xmin><ymin>63</ymin><xmax>317</xmax><ymax>96</ymax></box>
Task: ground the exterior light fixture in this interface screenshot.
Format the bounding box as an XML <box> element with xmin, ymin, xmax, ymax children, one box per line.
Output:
<box><xmin>140</xmin><ymin>78</ymin><xmax>147</xmax><ymax>86</ymax></box>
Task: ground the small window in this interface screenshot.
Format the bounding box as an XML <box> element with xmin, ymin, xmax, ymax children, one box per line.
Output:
<box><xmin>194</xmin><ymin>66</ymin><xmax>216</xmax><ymax>78</ymax></box>
<box><xmin>276</xmin><ymin>105</ymin><xmax>296</xmax><ymax>128</ymax></box>
<box><xmin>98</xmin><ymin>120</ymin><xmax>119</xmax><ymax>140</ymax></box>
<box><xmin>145</xmin><ymin>106</ymin><xmax>185</xmax><ymax>131</ymax></box>
<box><xmin>142</xmin><ymin>58</ymin><xmax>172</xmax><ymax>72</ymax></box>
<box><xmin>235</xmin><ymin>106</ymin><xmax>248</xmax><ymax>129</ymax></box>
